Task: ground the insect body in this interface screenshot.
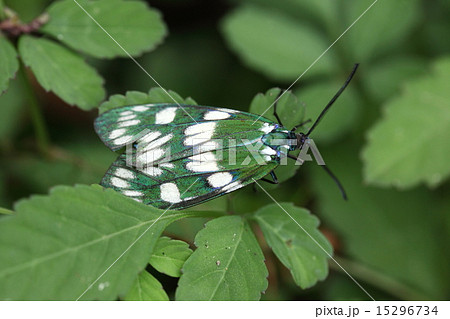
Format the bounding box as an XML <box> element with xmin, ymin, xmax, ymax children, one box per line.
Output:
<box><xmin>95</xmin><ymin>65</ymin><xmax>359</xmax><ymax>209</ymax></box>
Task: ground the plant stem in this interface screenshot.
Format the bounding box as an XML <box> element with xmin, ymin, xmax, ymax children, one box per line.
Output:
<box><xmin>330</xmin><ymin>256</ymin><xmax>430</xmax><ymax>300</ymax></box>
<box><xmin>19</xmin><ymin>63</ymin><xmax>50</xmax><ymax>155</ymax></box>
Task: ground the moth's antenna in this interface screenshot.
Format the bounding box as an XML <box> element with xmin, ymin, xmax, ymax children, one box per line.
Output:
<box><xmin>321</xmin><ymin>165</ymin><xmax>347</xmax><ymax>200</ymax></box>
<box><xmin>287</xmin><ymin>154</ymin><xmax>348</xmax><ymax>200</ymax></box>
<box><xmin>306</xmin><ymin>63</ymin><xmax>359</xmax><ymax>136</ymax></box>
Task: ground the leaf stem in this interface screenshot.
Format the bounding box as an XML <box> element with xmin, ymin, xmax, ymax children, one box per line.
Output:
<box><xmin>19</xmin><ymin>63</ymin><xmax>50</xmax><ymax>155</ymax></box>
<box><xmin>0</xmin><ymin>207</ymin><xmax>14</xmax><ymax>215</ymax></box>
<box><xmin>330</xmin><ymin>256</ymin><xmax>430</xmax><ymax>300</ymax></box>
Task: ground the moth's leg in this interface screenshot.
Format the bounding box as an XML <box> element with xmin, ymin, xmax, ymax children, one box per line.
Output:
<box><xmin>253</xmin><ymin>171</ymin><xmax>278</xmax><ymax>192</ymax></box>
<box><xmin>260</xmin><ymin>171</ymin><xmax>279</xmax><ymax>185</ymax></box>
<box><xmin>291</xmin><ymin>119</ymin><xmax>312</xmax><ymax>131</ymax></box>
<box><xmin>273</xmin><ymin>91</ymin><xmax>284</xmax><ymax>126</ymax></box>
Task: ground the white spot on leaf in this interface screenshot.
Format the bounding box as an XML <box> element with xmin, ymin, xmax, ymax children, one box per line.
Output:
<box><xmin>98</xmin><ymin>282</ymin><xmax>110</xmax><ymax>291</ymax></box>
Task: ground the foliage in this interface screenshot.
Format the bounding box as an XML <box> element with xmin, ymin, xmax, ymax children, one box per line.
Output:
<box><xmin>0</xmin><ymin>0</ymin><xmax>166</xmax><ymax>109</ymax></box>
<box><xmin>362</xmin><ymin>57</ymin><xmax>450</xmax><ymax>188</ymax></box>
<box><xmin>0</xmin><ymin>0</ymin><xmax>449</xmax><ymax>301</ymax></box>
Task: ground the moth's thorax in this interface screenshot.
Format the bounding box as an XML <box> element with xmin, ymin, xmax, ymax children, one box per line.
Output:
<box><xmin>261</xmin><ymin>127</ymin><xmax>297</xmax><ymax>156</ymax></box>
<box><xmin>261</xmin><ymin>127</ymin><xmax>309</xmax><ymax>157</ymax></box>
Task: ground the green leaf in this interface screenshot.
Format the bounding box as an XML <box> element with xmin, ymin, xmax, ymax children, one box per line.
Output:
<box><xmin>0</xmin><ymin>184</ymin><xmax>193</xmax><ymax>300</ymax></box>
<box><xmin>124</xmin><ymin>271</ymin><xmax>169</xmax><ymax>301</ymax></box>
<box><xmin>99</xmin><ymin>88</ymin><xmax>197</xmax><ymax>114</ymax></box>
<box><xmin>176</xmin><ymin>216</ymin><xmax>268</xmax><ymax>300</ymax></box>
<box><xmin>149</xmin><ymin>236</ymin><xmax>193</xmax><ymax>277</ymax></box>
<box><xmin>363</xmin><ymin>57</ymin><xmax>428</xmax><ymax>105</ymax></box>
<box><xmin>341</xmin><ymin>0</ymin><xmax>421</xmax><ymax>62</ymax></box>
<box><xmin>40</xmin><ymin>0</ymin><xmax>167</xmax><ymax>59</ymax></box>
<box><xmin>254</xmin><ymin>202</ymin><xmax>332</xmax><ymax>289</ymax></box>
<box><xmin>249</xmin><ymin>87</ymin><xmax>304</xmax><ymax>131</ymax></box>
<box><xmin>295</xmin><ymin>80</ymin><xmax>361</xmax><ymax>143</ymax></box>
<box><xmin>310</xmin><ymin>142</ymin><xmax>449</xmax><ymax>299</ymax></box>
<box><xmin>362</xmin><ymin>57</ymin><xmax>450</xmax><ymax>188</ymax></box>
<box><xmin>18</xmin><ymin>35</ymin><xmax>105</xmax><ymax>110</ymax></box>
<box><xmin>0</xmin><ymin>37</ymin><xmax>19</xmax><ymax>95</ymax></box>
<box><xmin>221</xmin><ymin>5</ymin><xmax>336</xmax><ymax>81</ymax></box>
<box><xmin>248</xmin><ymin>88</ymin><xmax>305</xmax><ymax>184</ymax></box>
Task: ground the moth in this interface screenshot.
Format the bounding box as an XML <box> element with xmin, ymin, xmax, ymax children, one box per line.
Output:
<box><xmin>95</xmin><ymin>65</ymin><xmax>359</xmax><ymax>210</ymax></box>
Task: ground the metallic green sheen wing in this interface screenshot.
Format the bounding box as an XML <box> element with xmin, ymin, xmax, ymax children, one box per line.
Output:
<box><xmin>95</xmin><ymin>104</ymin><xmax>282</xmax><ymax>209</ymax></box>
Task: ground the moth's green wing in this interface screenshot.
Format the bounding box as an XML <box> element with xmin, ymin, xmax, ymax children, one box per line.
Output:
<box><xmin>95</xmin><ymin>104</ymin><xmax>280</xmax><ymax>209</ymax></box>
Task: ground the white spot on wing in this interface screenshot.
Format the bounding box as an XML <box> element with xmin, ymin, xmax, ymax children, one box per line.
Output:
<box><xmin>217</xmin><ymin>107</ymin><xmax>238</xmax><ymax>113</ymax></box>
<box><xmin>122</xmin><ymin>190</ymin><xmax>143</xmax><ymax>196</ymax></box>
<box><xmin>110</xmin><ymin>177</ymin><xmax>130</xmax><ymax>188</ymax></box>
<box><xmin>132</xmin><ymin>106</ymin><xmax>148</xmax><ymax>112</ymax></box>
<box><xmin>193</xmin><ymin>140</ymin><xmax>219</xmax><ymax>153</ymax></box>
<box><xmin>160</xmin><ymin>163</ymin><xmax>175</xmax><ymax>169</ymax></box>
<box><xmin>186</xmin><ymin>161</ymin><xmax>219</xmax><ymax>172</ymax></box>
<box><xmin>138</xmin><ymin>131</ymin><xmax>161</xmax><ymax>145</ymax></box>
<box><xmin>222</xmin><ymin>181</ymin><xmax>243</xmax><ymax>193</ymax></box>
<box><xmin>189</xmin><ymin>152</ymin><xmax>216</xmax><ymax>162</ymax></box>
<box><xmin>187</xmin><ymin>151</ymin><xmax>219</xmax><ymax>172</ymax></box>
<box><xmin>118</xmin><ymin>114</ymin><xmax>136</xmax><ymax>121</ymax></box>
<box><xmin>137</xmin><ymin>148</ymin><xmax>165</xmax><ymax>164</ymax></box>
<box><xmin>120</xmin><ymin>110</ymin><xmax>133</xmax><ymax>116</ymax></box>
<box><xmin>160</xmin><ymin>183</ymin><xmax>181</xmax><ymax>203</ymax></box>
<box><xmin>142</xmin><ymin>166</ymin><xmax>163</xmax><ymax>176</ymax></box>
<box><xmin>115</xmin><ymin>168</ymin><xmax>135</xmax><ymax>179</ymax></box>
<box><xmin>204</xmin><ymin>110</ymin><xmax>231</xmax><ymax>120</ymax></box>
<box><xmin>155</xmin><ymin>107</ymin><xmax>177</xmax><ymax>124</ymax></box>
<box><xmin>113</xmin><ymin>135</ymin><xmax>133</xmax><ymax>145</ymax></box>
<box><xmin>184</xmin><ymin>122</ymin><xmax>216</xmax><ymax>135</ymax></box>
<box><xmin>109</xmin><ymin>128</ymin><xmax>126</xmax><ymax>139</ymax></box>
<box><xmin>208</xmin><ymin>172</ymin><xmax>233</xmax><ymax>188</ymax></box>
<box><xmin>260</xmin><ymin>123</ymin><xmax>275</xmax><ymax>134</ymax></box>
<box><xmin>118</xmin><ymin>119</ymin><xmax>141</xmax><ymax>127</ymax></box>
<box><xmin>261</xmin><ymin>147</ymin><xmax>277</xmax><ymax>156</ymax></box>
<box><xmin>143</xmin><ymin>134</ymin><xmax>173</xmax><ymax>150</ymax></box>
